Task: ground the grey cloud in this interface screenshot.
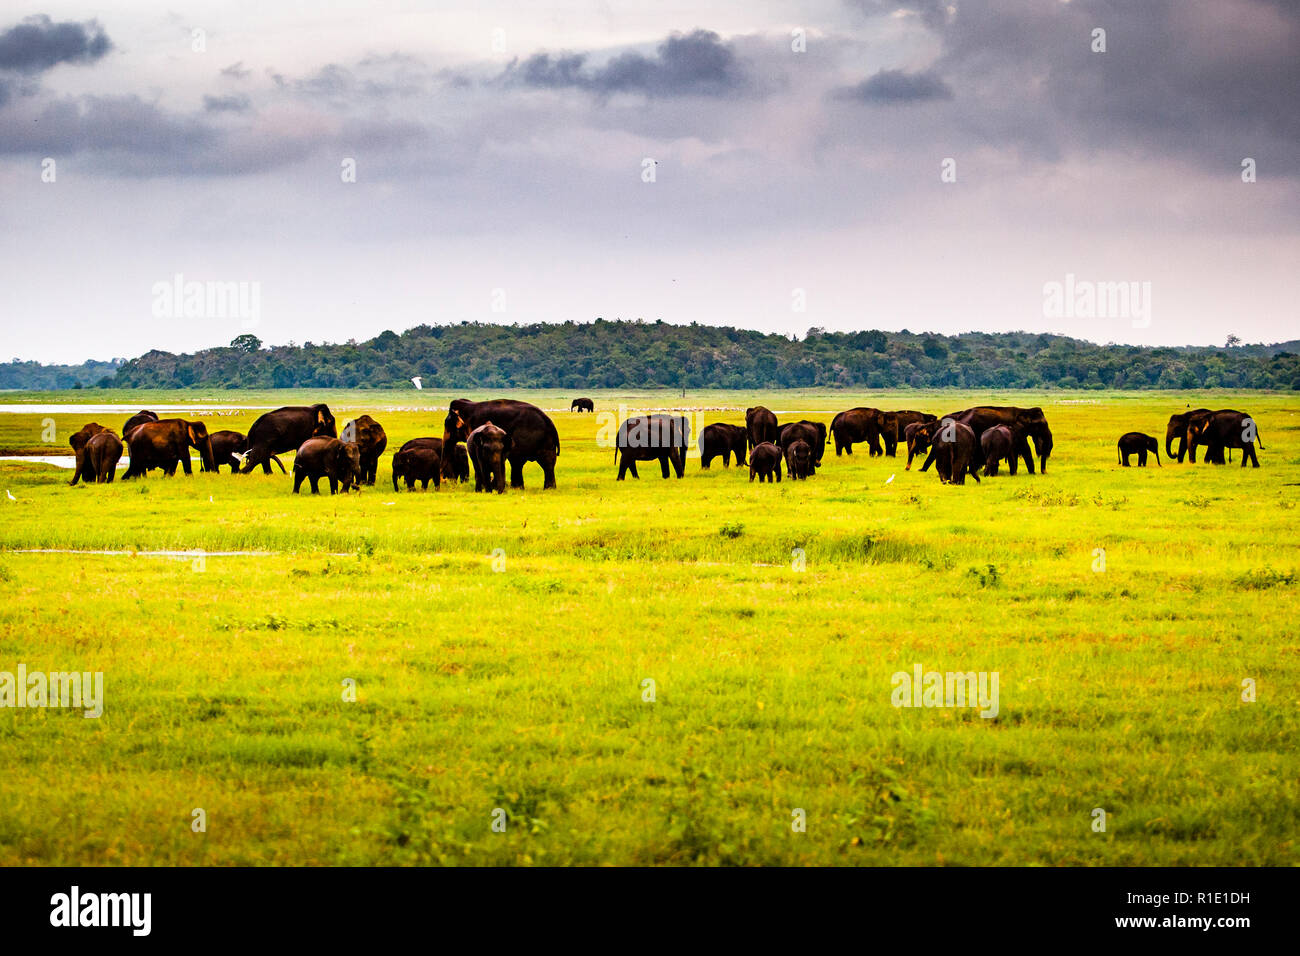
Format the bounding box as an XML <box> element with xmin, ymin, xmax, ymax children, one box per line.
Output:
<box><xmin>835</xmin><ymin>68</ymin><xmax>953</xmax><ymax>103</ymax></box>
<box><xmin>203</xmin><ymin>93</ymin><xmax>251</xmax><ymax>113</ymax></box>
<box><xmin>221</xmin><ymin>61</ymin><xmax>251</xmax><ymax>79</ymax></box>
<box><xmin>0</xmin><ymin>15</ymin><xmax>111</xmax><ymax>74</ymax></box>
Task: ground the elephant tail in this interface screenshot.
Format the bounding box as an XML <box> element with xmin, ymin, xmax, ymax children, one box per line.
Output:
<box><xmin>270</xmin><ymin>455</ymin><xmax>286</xmax><ymax>474</ymax></box>
<box><xmin>1117</xmin><ymin>444</ymin><xmax>1122</xmax><ymax>466</ymax></box>
<box><xmin>550</xmin><ymin>419</ymin><xmax>561</xmax><ymax>457</ymax></box>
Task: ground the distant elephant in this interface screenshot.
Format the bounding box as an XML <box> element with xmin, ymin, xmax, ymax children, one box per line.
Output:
<box><xmin>292</xmin><ymin>437</ymin><xmax>361</xmax><ymax>494</ymax></box>
<box><xmin>745</xmin><ymin>406</ymin><xmax>779</xmax><ymax>452</ymax></box>
<box><xmin>1188</xmin><ymin>410</ymin><xmax>1262</xmax><ymax>468</ymax></box>
<box><xmin>69</xmin><ymin>422</ymin><xmax>108</xmax><ymax>486</ymax></box>
<box><xmin>241</xmin><ymin>404</ymin><xmax>337</xmax><ymax>474</ymax></box>
<box><xmin>209</xmin><ymin>430</ymin><xmax>285</xmax><ymax>475</ymax></box>
<box><xmin>700</xmin><ymin>423</ymin><xmax>747</xmax><ymax>469</ymax></box>
<box><xmin>83</xmin><ymin>431</ymin><xmax>123</xmax><ymax>483</ymax></box>
<box><xmin>342</xmin><ymin>415</ymin><xmax>387</xmax><ymax>485</ymax></box>
<box><xmin>571</xmin><ymin>398</ymin><xmax>595</xmax><ymax>413</ymax></box>
<box><xmin>467</xmin><ymin>422</ymin><xmax>511</xmax><ymax>493</ymax></box>
<box><xmin>615</xmin><ymin>414</ymin><xmax>690</xmax><ymax>479</ymax></box>
<box><xmin>945</xmin><ymin>406</ymin><xmax>1052</xmax><ymax>473</ymax></box>
<box><xmin>779</xmin><ymin>421</ymin><xmax>826</xmax><ymax>471</ymax></box>
<box><xmin>880</xmin><ymin>411</ymin><xmax>936</xmax><ymax>457</ymax></box>
<box><xmin>829</xmin><ymin>407</ymin><xmax>885</xmax><ymax>456</ymax></box>
<box><xmin>749</xmin><ymin>442</ymin><xmax>782</xmax><ymax>483</ymax></box>
<box><xmin>122</xmin><ymin>419</ymin><xmax>215</xmax><ymax>478</ymax></box>
<box><xmin>122</xmin><ymin>410</ymin><xmax>159</xmax><ymax>440</ymax></box>
<box><xmin>1118</xmin><ymin>432</ymin><xmax>1161</xmax><ymax>467</ymax></box>
<box><xmin>904</xmin><ymin>420</ymin><xmax>943</xmax><ymax>470</ymax></box>
<box><xmin>1165</xmin><ymin>408</ymin><xmax>1214</xmax><ymax>463</ymax></box>
<box><xmin>391</xmin><ymin>438</ymin><xmax>442</xmax><ymax>491</ymax></box>
<box><xmin>923</xmin><ymin>419</ymin><xmax>981</xmax><ymax>485</ymax></box>
<box><xmin>980</xmin><ymin>425</ymin><xmax>1019</xmax><ymax>476</ymax></box>
<box><xmin>444</xmin><ymin>398</ymin><xmax>559</xmax><ymax>489</ymax></box>
<box><xmin>784</xmin><ymin>439</ymin><xmax>814</xmax><ymax>480</ymax></box>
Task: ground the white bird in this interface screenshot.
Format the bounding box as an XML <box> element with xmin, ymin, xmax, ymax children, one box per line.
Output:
<box><xmin>411</xmin><ymin>377</ymin><xmax>423</xmax><ymax>390</ymax></box>
<box><xmin>230</xmin><ymin>450</ymin><xmax>248</xmax><ymax>464</ymax></box>
<box><xmin>5</xmin><ymin>489</ymin><xmax>14</xmax><ymax>501</ymax></box>
<box><xmin>885</xmin><ymin>474</ymin><xmax>895</xmax><ymax>484</ymax></box>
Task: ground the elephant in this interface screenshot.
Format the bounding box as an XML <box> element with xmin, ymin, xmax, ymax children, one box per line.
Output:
<box><xmin>700</xmin><ymin>423</ymin><xmax>747</xmax><ymax>469</ymax></box>
<box><xmin>83</xmin><ymin>431</ymin><xmax>124</xmax><ymax>483</ymax></box>
<box><xmin>904</xmin><ymin>419</ymin><xmax>944</xmax><ymax>470</ymax></box>
<box><xmin>69</xmin><ymin>422</ymin><xmax>108</xmax><ymax>486</ymax></box>
<box><xmin>209</xmin><ymin>430</ymin><xmax>285</xmax><ymax>475</ymax></box>
<box><xmin>784</xmin><ymin>439</ymin><xmax>814</xmax><ymax>480</ymax></box>
<box><xmin>749</xmin><ymin>442</ymin><xmax>782</xmax><ymax>483</ymax></box>
<box><xmin>924</xmin><ymin>419</ymin><xmax>981</xmax><ymax>485</ymax></box>
<box><xmin>122</xmin><ymin>419</ymin><xmax>215</xmax><ymax>478</ymax></box>
<box><xmin>1118</xmin><ymin>432</ymin><xmax>1161</xmax><ymax>467</ymax></box>
<box><xmin>1188</xmin><ymin>410</ymin><xmax>1263</xmax><ymax>468</ymax></box>
<box><xmin>1165</xmin><ymin>408</ymin><xmax>1214</xmax><ymax>463</ymax></box>
<box><xmin>829</xmin><ymin>407</ymin><xmax>885</xmax><ymax>456</ymax></box>
<box><xmin>980</xmin><ymin>425</ymin><xmax>1020</xmax><ymax>476</ymax></box>
<box><xmin>467</xmin><ymin>422</ymin><xmax>511</xmax><ymax>493</ymax></box>
<box><xmin>241</xmin><ymin>404</ymin><xmax>336</xmax><ymax>474</ymax></box>
<box><xmin>779</xmin><ymin>421</ymin><xmax>827</xmax><ymax>471</ymax></box>
<box><xmin>342</xmin><ymin>415</ymin><xmax>387</xmax><ymax>485</ymax></box>
<box><xmin>615</xmin><ymin>414</ymin><xmax>690</xmax><ymax>480</ymax></box>
<box><xmin>391</xmin><ymin>438</ymin><xmax>442</xmax><ymax>491</ymax></box>
<box><xmin>571</xmin><ymin>398</ymin><xmax>595</xmax><ymax>413</ymax></box>
<box><xmin>122</xmin><ymin>410</ymin><xmax>159</xmax><ymax>440</ymax></box>
<box><xmin>444</xmin><ymin>399</ymin><xmax>559</xmax><ymax>489</ymax></box>
<box><xmin>745</xmin><ymin>406</ymin><xmax>779</xmax><ymax>452</ymax></box>
<box><xmin>944</xmin><ymin>406</ymin><xmax>1052</xmax><ymax>473</ymax></box>
<box><xmin>447</xmin><ymin>443</ymin><xmax>470</xmax><ymax>482</ymax></box>
<box><xmin>881</xmin><ymin>411</ymin><xmax>936</xmax><ymax>457</ymax></box>
<box><xmin>292</xmin><ymin>437</ymin><xmax>361</xmax><ymax>494</ymax></box>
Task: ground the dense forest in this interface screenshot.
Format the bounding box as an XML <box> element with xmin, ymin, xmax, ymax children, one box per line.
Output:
<box><xmin>6</xmin><ymin>322</ymin><xmax>1300</xmax><ymax>391</ymax></box>
<box><xmin>0</xmin><ymin>358</ymin><xmax>125</xmax><ymax>391</ymax></box>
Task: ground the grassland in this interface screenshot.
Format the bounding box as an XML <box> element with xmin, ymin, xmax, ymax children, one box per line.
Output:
<box><xmin>0</xmin><ymin>389</ymin><xmax>1296</xmax><ymax>866</ymax></box>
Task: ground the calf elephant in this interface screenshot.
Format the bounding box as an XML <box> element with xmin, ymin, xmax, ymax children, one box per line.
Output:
<box><xmin>904</xmin><ymin>420</ymin><xmax>943</xmax><ymax>470</ymax></box>
<box><xmin>122</xmin><ymin>419</ymin><xmax>215</xmax><ymax>478</ymax></box>
<box><xmin>1188</xmin><ymin>410</ymin><xmax>1263</xmax><ymax>468</ymax></box>
<box><xmin>880</xmin><ymin>411</ymin><xmax>936</xmax><ymax>457</ymax></box>
<box><xmin>749</xmin><ymin>442</ymin><xmax>782</xmax><ymax>483</ymax></box>
<box><xmin>1118</xmin><ymin>432</ymin><xmax>1160</xmax><ymax>467</ymax></box>
<box><xmin>779</xmin><ymin>421</ymin><xmax>827</xmax><ymax>469</ymax></box>
<box><xmin>745</xmin><ymin>406</ymin><xmax>779</xmax><ymax>452</ymax></box>
<box><xmin>122</xmin><ymin>410</ymin><xmax>158</xmax><ymax>440</ymax></box>
<box><xmin>923</xmin><ymin>419</ymin><xmax>981</xmax><ymax>485</ymax></box>
<box><xmin>829</xmin><ymin>407</ymin><xmax>885</xmax><ymax>456</ymax></box>
<box><xmin>209</xmin><ymin>430</ymin><xmax>285</xmax><ymax>475</ymax></box>
<box><xmin>342</xmin><ymin>415</ymin><xmax>387</xmax><ymax>485</ymax></box>
<box><xmin>241</xmin><ymin>404</ymin><xmax>336</xmax><ymax>474</ymax></box>
<box><xmin>571</xmin><ymin>398</ymin><xmax>595</xmax><ymax>413</ymax></box>
<box><xmin>615</xmin><ymin>415</ymin><xmax>690</xmax><ymax>479</ymax></box>
<box><xmin>444</xmin><ymin>398</ymin><xmax>559</xmax><ymax>489</ymax></box>
<box><xmin>69</xmin><ymin>422</ymin><xmax>108</xmax><ymax>486</ymax></box>
<box><xmin>980</xmin><ymin>425</ymin><xmax>1019</xmax><ymax>476</ymax></box>
<box><xmin>447</xmin><ymin>443</ymin><xmax>470</xmax><ymax>482</ymax></box>
<box><xmin>1165</xmin><ymin>409</ymin><xmax>1214</xmax><ymax>463</ymax></box>
<box><xmin>784</xmin><ymin>439</ymin><xmax>814</xmax><ymax>480</ymax></box>
<box><xmin>467</xmin><ymin>422</ymin><xmax>511</xmax><ymax>493</ymax></box>
<box><xmin>83</xmin><ymin>431</ymin><xmax>123</xmax><ymax>483</ymax></box>
<box><xmin>292</xmin><ymin>437</ymin><xmax>361</xmax><ymax>494</ymax></box>
<box><xmin>391</xmin><ymin>438</ymin><xmax>442</xmax><ymax>491</ymax></box>
<box><xmin>700</xmin><ymin>423</ymin><xmax>747</xmax><ymax>469</ymax></box>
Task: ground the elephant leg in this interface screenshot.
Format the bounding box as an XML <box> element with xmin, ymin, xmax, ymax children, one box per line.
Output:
<box><xmin>674</xmin><ymin>449</ymin><xmax>686</xmax><ymax>478</ymax></box>
<box><xmin>509</xmin><ymin>456</ymin><xmax>525</xmax><ymax>489</ymax></box>
<box><xmin>309</xmin><ymin>476</ymin><xmax>320</xmax><ymax>494</ymax></box>
<box><xmin>181</xmin><ymin>454</ymin><xmax>193</xmax><ymax>475</ymax></box>
<box><xmin>701</xmin><ymin>452</ymin><xmax>712</xmax><ymax>469</ymax></box>
<box><xmin>292</xmin><ymin>472</ymin><xmax>304</xmax><ymax>493</ymax></box>
<box><xmin>329</xmin><ymin>477</ymin><xmax>338</xmax><ymax>494</ymax></box>
<box><xmin>538</xmin><ymin>449</ymin><xmax>557</xmax><ymax>490</ymax></box>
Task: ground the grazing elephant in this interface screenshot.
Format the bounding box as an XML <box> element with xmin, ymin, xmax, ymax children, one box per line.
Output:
<box><xmin>980</xmin><ymin>425</ymin><xmax>1019</xmax><ymax>476</ymax></box>
<box><xmin>68</xmin><ymin>422</ymin><xmax>108</xmax><ymax>486</ymax></box>
<box><xmin>467</xmin><ymin>422</ymin><xmax>511</xmax><ymax>493</ymax></box>
<box><xmin>444</xmin><ymin>399</ymin><xmax>559</xmax><ymax>489</ymax></box>
<box><xmin>1165</xmin><ymin>408</ymin><xmax>1214</xmax><ymax>463</ymax></box>
<box><xmin>615</xmin><ymin>414</ymin><xmax>690</xmax><ymax>480</ymax></box>
<box><xmin>945</xmin><ymin>406</ymin><xmax>1052</xmax><ymax>473</ymax></box>
<box><xmin>700</xmin><ymin>423</ymin><xmax>747</xmax><ymax>469</ymax></box>
<box><xmin>342</xmin><ymin>415</ymin><xmax>387</xmax><ymax>485</ymax></box>
<box><xmin>83</xmin><ymin>431</ymin><xmax>123</xmax><ymax>483</ymax></box>
<box><xmin>571</xmin><ymin>398</ymin><xmax>595</xmax><ymax>413</ymax></box>
<box><xmin>292</xmin><ymin>437</ymin><xmax>361</xmax><ymax>494</ymax></box>
<box><xmin>881</xmin><ymin>411</ymin><xmax>936</xmax><ymax>457</ymax></box>
<box><xmin>784</xmin><ymin>439</ymin><xmax>814</xmax><ymax>480</ymax></box>
<box><xmin>391</xmin><ymin>438</ymin><xmax>442</xmax><ymax>491</ymax></box>
<box><xmin>122</xmin><ymin>410</ymin><xmax>159</xmax><ymax>440</ymax></box>
<box><xmin>904</xmin><ymin>419</ymin><xmax>944</xmax><ymax>470</ymax></box>
<box><xmin>745</xmin><ymin>406</ymin><xmax>779</xmax><ymax>452</ymax></box>
<box><xmin>924</xmin><ymin>419</ymin><xmax>981</xmax><ymax>485</ymax></box>
<box><xmin>1118</xmin><ymin>432</ymin><xmax>1161</xmax><ymax>467</ymax></box>
<box><xmin>1188</xmin><ymin>410</ymin><xmax>1262</xmax><ymax>468</ymax></box>
<box><xmin>241</xmin><ymin>404</ymin><xmax>336</xmax><ymax>474</ymax></box>
<box><xmin>779</xmin><ymin>421</ymin><xmax>827</xmax><ymax>471</ymax></box>
<box><xmin>122</xmin><ymin>419</ymin><xmax>215</xmax><ymax>478</ymax></box>
<box><xmin>749</xmin><ymin>442</ymin><xmax>782</xmax><ymax>483</ymax></box>
<box><xmin>209</xmin><ymin>430</ymin><xmax>285</xmax><ymax>475</ymax></box>
<box><xmin>829</xmin><ymin>407</ymin><xmax>885</xmax><ymax>456</ymax></box>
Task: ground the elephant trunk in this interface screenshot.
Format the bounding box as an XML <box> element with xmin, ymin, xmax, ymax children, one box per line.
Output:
<box><xmin>200</xmin><ymin>436</ymin><xmax>215</xmax><ymax>473</ymax></box>
<box><xmin>1165</xmin><ymin>428</ymin><xmax>1178</xmax><ymax>461</ymax></box>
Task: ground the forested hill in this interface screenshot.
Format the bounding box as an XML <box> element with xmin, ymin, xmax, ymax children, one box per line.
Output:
<box><xmin>43</xmin><ymin>322</ymin><xmax>1300</xmax><ymax>390</ymax></box>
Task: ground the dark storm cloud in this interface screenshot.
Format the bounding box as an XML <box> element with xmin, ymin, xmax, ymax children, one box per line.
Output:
<box><xmin>203</xmin><ymin>93</ymin><xmax>251</xmax><ymax>113</ymax></box>
<box><xmin>509</xmin><ymin>29</ymin><xmax>750</xmax><ymax>97</ymax></box>
<box><xmin>834</xmin><ymin>68</ymin><xmax>953</xmax><ymax>103</ymax></box>
<box><xmin>0</xmin><ymin>15</ymin><xmax>111</xmax><ymax>74</ymax></box>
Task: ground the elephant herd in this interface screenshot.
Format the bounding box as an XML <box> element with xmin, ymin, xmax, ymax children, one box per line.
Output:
<box><xmin>1116</xmin><ymin>410</ymin><xmax>1264</xmax><ymax>468</ymax></box>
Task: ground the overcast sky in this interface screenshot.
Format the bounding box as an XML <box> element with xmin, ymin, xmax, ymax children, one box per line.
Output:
<box><xmin>1</xmin><ymin>1</ymin><xmax>1296</xmax><ymax>363</ymax></box>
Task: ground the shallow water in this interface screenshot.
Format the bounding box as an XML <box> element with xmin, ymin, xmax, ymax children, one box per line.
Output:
<box><xmin>0</xmin><ymin>404</ymin><xmax>270</xmax><ymax>415</ymax></box>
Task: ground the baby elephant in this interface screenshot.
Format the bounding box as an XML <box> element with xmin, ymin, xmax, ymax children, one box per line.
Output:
<box><xmin>749</xmin><ymin>441</ymin><xmax>783</xmax><ymax>483</ymax></box>
<box><xmin>83</xmin><ymin>430</ymin><xmax>124</xmax><ymax>483</ymax></box>
<box><xmin>924</xmin><ymin>419</ymin><xmax>981</xmax><ymax>485</ymax></box>
<box><xmin>980</xmin><ymin>425</ymin><xmax>1017</xmax><ymax>477</ymax></box>
<box><xmin>467</xmin><ymin>422</ymin><xmax>510</xmax><ymax>494</ymax></box>
<box><xmin>292</xmin><ymin>437</ymin><xmax>361</xmax><ymax>494</ymax></box>
<box><xmin>1118</xmin><ymin>432</ymin><xmax>1160</xmax><ymax>467</ymax></box>
<box><xmin>392</xmin><ymin>441</ymin><xmax>442</xmax><ymax>491</ymax></box>
<box><xmin>784</xmin><ymin>439</ymin><xmax>814</xmax><ymax>480</ymax></box>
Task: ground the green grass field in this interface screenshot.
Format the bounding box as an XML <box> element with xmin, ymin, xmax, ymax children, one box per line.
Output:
<box><xmin>0</xmin><ymin>389</ymin><xmax>1296</xmax><ymax>865</ymax></box>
